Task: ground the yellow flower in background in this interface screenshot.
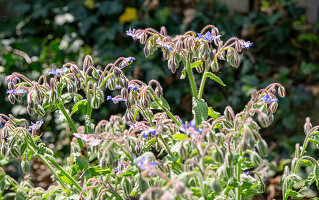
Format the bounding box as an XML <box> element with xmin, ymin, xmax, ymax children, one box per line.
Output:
<box><xmin>119</xmin><ymin>7</ymin><xmax>138</xmax><ymax>24</ymax></box>
<box><xmin>84</xmin><ymin>0</ymin><xmax>95</xmax><ymax>10</ymax></box>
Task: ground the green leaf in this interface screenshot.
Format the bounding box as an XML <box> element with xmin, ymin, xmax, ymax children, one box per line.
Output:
<box><xmin>315</xmin><ymin>166</ymin><xmax>319</xmax><ymax>190</ymax></box>
<box><xmin>299</xmin><ymin>171</ymin><xmax>315</xmax><ymax>192</ymax></box>
<box><xmin>153</xmin><ymin>97</ymin><xmax>170</xmax><ymax>110</ymax></box>
<box><xmin>61</xmin><ymin>93</ymin><xmax>75</xmax><ymax>104</ymax></box>
<box><xmin>192</xmin><ymin>98</ymin><xmax>208</xmax><ymax>126</ymax></box>
<box><xmin>121</xmin><ymin>168</ymin><xmax>137</xmax><ymax>177</ymax></box>
<box><xmin>71</xmin><ymin>100</ymin><xmax>87</xmax><ymax>116</ymax></box>
<box><xmin>308</xmin><ymin>139</ymin><xmax>319</xmax><ymax>145</ymax></box>
<box><xmin>208</xmin><ymin>107</ymin><xmax>221</xmax><ymax>120</ymax></box>
<box><xmin>205</xmin><ymin>72</ymin><xmax>226</xmax><ymax>87</ymax></box>
<box><xmin>191</xmin><ymin>60</ymin><xmax>203</xmax><ymax>68</ymax></box>
<box><xmin>173</xmin><ymin>134</ymin><xmax>187</xmax><ymax>141</ymax></box>
<box><xmin>286</xmin><ymin>189</ymin><xmax>304</xmax><ymax>199</ymax></box>
<box><xmin>82</xmin><ymin>166</ymin><xmax>111</xmax><ymax>179</ymax></box>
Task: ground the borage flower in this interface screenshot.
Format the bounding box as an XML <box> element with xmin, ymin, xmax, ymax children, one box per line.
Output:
<box><xmin>260</xmin><ymin>94</ymin><xmax>277</xmax><ymax>104</ymax></box>
<box><xmin>6</xmin><ymin>89</ymin><xmax>27</xmax><ymax>94</ymax></box>
<box><xmin>48</xmin><ymin>67</ymin><xmax>69</xmax><ymax>76</ymax></box>
<box><xmin>239</xmin><ymin>40</ymin><xmax>253</xmax><ymax>49</ymax></box>
<box><xmin>126</xmin><ymin>27</ymin><xmax>142</xmax><ymax>40</ymax></box>
<box><xmin>142</xmin><ymin>128</ymin><xmax>156</xmax><ymax>138</ymax></box>
<box><xmin>157</xmin><ymin>41</ymin><xmax>173</xmax><ymax>52</ymax></box>
<box><xmin>28</xmin><ymin>120</ymin><xmax>44</xmax><ymax>132</ymax></box>
<box><xmin>107</xmin><ymin>96</ymin><xmax>126</xmax><ymax>104</ymax></box>
<box><xmin>120</xmin><ymin>57</ymin><xmax>135</xmax><ymax>68</ymax></box>
<box><xmin>197</xmin><ymin>32</ymin><xmax>221</xmax><ymax>43</ymax></box>
<box><xmin>135</xmin><ymin>156</ymin><xmax>157</xmax><ymax>170</ymax></box>
<box><xmin>73</xmin><ymin>133</ymin><xmax>102</xmax><ymax>146</ymax></box>
<box><xmin>180</xmin><ymin>119</ymin><xmax>203</xmax><ymax>140</ymax></box>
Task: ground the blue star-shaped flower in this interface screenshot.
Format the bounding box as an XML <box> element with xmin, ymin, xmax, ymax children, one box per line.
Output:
<box><xmin>48</xmin><ymin>67</ymin><xmax>69</xmax><ymax>76</ymax></box>
<box><xmin>106</xmin><ymin>96</ymin><xmax>126</xmax><ymax>104</ymax></box>
<box><xmin>158</xmin><ymin>41</ymin><xmax>173</xmax><ymax>52</ymax></box>
<box><xmin>197</xmin><ymin>32</ymin><xmax>221</xmax><ymax>42</ymax></box>
<box><xmin>260</xmin><ymin>94</ymin><xmax>278</xmax><ymax>104</ymax></box>
<box><xmin>126</xmin><ymin>27</ymin><xmax>142</xmax><ymax>40</ymax></box>
<box><xmin>135</xmin><ymin>156</ymin><xmax>157</xmax><ymax>170</ymax></box>
<box><xmin>240</xmin><ymin>41</ymin><xmax>253</xmax><ymax>49</ymax></box>
<box><xmin>142</xmin><ymin>128</ymin><xmax>156</xmax><ymax>138</ymax></box>
<box><xmin>6</xmin><ymin>89</ymin><xmax>27</xmax><ymax>94</ymax></box>
<box><xmin>0</xmin><ymin>117</ymin><xmax>3</xmax><ymax>128</ymax></box>
<box><xmin>28</xmin><ymin>120</ymin><xmax>44</xmax><ymax>132</ymax></box>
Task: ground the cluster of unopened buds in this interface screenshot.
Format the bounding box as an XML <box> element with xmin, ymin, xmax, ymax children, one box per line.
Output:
<box><xmin>2</xmin><ymin>24</ymin><xmax>317</xmax><ymax>200</ymax></box>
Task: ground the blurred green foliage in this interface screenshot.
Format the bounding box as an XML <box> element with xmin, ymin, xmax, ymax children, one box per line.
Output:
<box><xmin>0</xmin><ymin>0</ymin><xmax>318</xmax><ymax>152</ymax></box>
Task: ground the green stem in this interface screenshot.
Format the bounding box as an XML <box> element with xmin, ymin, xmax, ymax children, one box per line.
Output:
<box><xmin>236</xmin><ymin>150</ymin><xmax>243</xmax><ymax>200</ymax></box>
<box><xmin>36</xmin><ymin>153</ymin><xmax>67</xmax><ymax>189</ymax></box>
<box><xmin>198</xmin><ymin>67</ymin><xmax>210</xmax><ymax>99</ymax></box>
<box><xmin>85</xmin><ymin>88</ymin><xmax>92</xmax><ymax>134</ymax></box>
<box><xmin>45</xmin><ymin>155</ymin><xmax>84</xmax><ymax>194</ymax></box>
<box><xmin>153</xmin><ymin>97</ymin><xmax>181</xmax><ymax>126</ymax></box>
<box><xmin>158</xmin><ymin>134</ymin><xmax>174</xmax><ymax>158</ymax></box>
<box><xmin>185</xmin><ymin>62</ymin><xmax>198</xmax><ymax>99</ymax></box>
<box><xmin>57</xmin><ymin>102</ymin><xmax>84</xmax><ymax>149</ymax></box>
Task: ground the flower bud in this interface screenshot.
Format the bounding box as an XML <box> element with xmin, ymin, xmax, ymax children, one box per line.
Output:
<box><xmin>218</xmin><ymin>50</ymin><xmax>225</xmax><ymax>60</ymax></box>
<box><xmin>304</xmin><ymin>117</ymin><xmax>312</xmax><ymax>135</ymax></box>
<box><xmin>256</xmin><ymin>139</ymin><xmax>268</xmax><ymax>157</ymax></box>
<box><xmin>113</xmin><ymin>67</ymin><xmax>122</xmax><ymax>78</ymax></box>
<box><xmin>195</xmin><ymin>65</ymin><xmax>204</xmax><ymax>73</ymax></box>
<box><xmin>70</xmin><ymin>64</ymin><xmax>81</xmax><ymax>75</ymax></box>
<box><xmin>224</xmin><ymin>106</ymin><xmax>233</xmax><ymax>122</ymax></box>
<box><xmin>154</xmin><ymin>86</ymin><xmax>163</xmax><ymax>98</ymax></box>
<box><xmin>92</xmin><ymin>69</ymin><xmax>100</xmax><ymax>79</ymax></box>
<box><xmin>178</xmin><ymin>145</ymin><xmax>187</xmax><ymax>160</ymax></box>
<box><xmin>173</xmin><ymin>181</ymin><xmax>185</xmax><ymax>195</ymax></box>
<box><xmin>212</xmin><ymin>179</ymin><xmax>222</xmax><ymax>193</ymax></box>
<box><xmin>225</xmin><ymin>152</ymin><xmax>234</xmax><ymax>167</ymax></box>
<box><xmin>50</xmin><ymin>90</ymin><xmax>57</xmax><ymax>104</ymax></box>
<box><xmin>143</xmin><ymin>45</ymin><xmax>150</xmax><ymax>57</ymax></box>
<box><xmin>91</xmin><ymin>96</ymin><xmax>101</xmax><ymax>109</ymax></box>
<box><xmin>27</xmin><ymin>106</ymin><xmax>35</xmax><ymax>116</ymax></box>
<box><xmin>125</xmin><ymin>110</ymin><xmax>135</xmax><ymax>124</ymax></box>
<box><xmin>226</xmin><ymin>47</ymin><xmax>239</xmax><ymax>68</ymax></box>
<box><xmin>213</xmin><ymin>147</ymin><xmax>224</xmax><ymax>163</ymax></box>
<box><xmin>8</xmin><ymin>94</ymin><xmax>16</xmax><ymax>104</ymax></box>
<box><xmin>258</xmin><ymin>113</ymin><xmax>270</xmax><ymax>128</ymax></box>
<box><xmin>36</xmin><ymin>105</ymin><xmax>45</xmax><ymax>117</ymax></box>
<box><xmin>250</xmin><ymin>152</ymin><xmax>263</xmax><ymax>166</ymax></box>
<box><xmin>168</xmin><ymin>59</ymin><xmax>176</xmax><ymax>73</ymax></box>
<box><xmin>121</xmin><ymin>88</ymin><xmax>129</xmax><ymax>100</ymax></box>
<box><xmin>122</xmin><ymin>77</ymin><xmax>129</xmax><ymax>89</ymax></box>
<box><xmin>210</xmin><ymin>60</ymin><xmax>219</xmax><ymax>72</ymax></box>
<box><xmin>107</xmin><ymin>78</ymin><xmax>116</xmax><ymax>90</ymax></box>
<box><xmin>121</xmin><ymin>178</ymin><xmax>132</xmax><ymax>196</ymax></box>
<box><xmin>140</xmin><ymin>32</ymin><xmax>148</xmax><ymax>44</ymax></box>
<box><xmin>67</xmin><ymin>83</ymin><xmax>74</xmax><ymax>93</ymax></box>
<box><xmin>269</xmin><ymin>101</ymin><xmax>278</xmax><ymax>113</ymax></box>
<box><xmin>8</xmin><ymin>82</ymin><xmax>15</xmax><ymax>90</ymax></box>
<box><xmin>35</xmin><ymin>90</ymin><xmax>43</xmax><ymax>102</ymax></box>
<box><xmin>278</xmin><ymin>86</ymin><xmax>286</xmax><ymax>97</ymax></box>
<box><xmin>21</xmin><ymin>160</ymin><xmax>30</xmax><ymax>173</ymax></box>
<box><xmin>10</xmin><ymin>147</ymin><xmax>20</xmax><ymax>158</ymax></box>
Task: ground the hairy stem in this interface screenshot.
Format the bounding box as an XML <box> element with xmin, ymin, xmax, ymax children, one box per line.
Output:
<box><xmin>157</xmin><ymin>134</ymin><xmax>174</xmax><ymax>158</ymax></box>
<box><xmin>185</xmin><ymin>62</ymin><xmax>198</xmax><ymax>99</ymax></box>
<box><xmin>57</xmin><ymin>102</ymin><xmax>84</xmax><ymax>149</ymax></box>
<box><xmin>153</xmin><ymin>96</ymin><xmax>181</xmax><ymax>126</ymax></box>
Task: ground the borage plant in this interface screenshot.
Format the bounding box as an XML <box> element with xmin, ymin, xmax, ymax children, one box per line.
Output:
<box><xmin>0</xmin><ymin>25</ymin><xmax>318</xmax><ymax>200</ymax></box>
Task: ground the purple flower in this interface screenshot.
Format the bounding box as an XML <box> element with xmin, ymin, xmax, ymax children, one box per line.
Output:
<box><xmin>243</xmin><ymin>171</ymin><xmax>251</xmax><ymax>175</ymax></box>
<box><xmin>197</xmin><ymin>32</ymin><xmax>221</xmax><ymax>42</ymax></box>
<box><xmin>128</xmin><ymin>84</ymin><xmax>137</xmax><ymax>91</ymax></box>
<box><xmin>158</xmin><ymin>41</ymin><xmax>173</xmax><ymax>52</ymax></box>
<box><xmin>0</xmin><ymin>117</ymin><xmax>3</xmax><ymax>128</ymax></box>
<box><xmin>126</xmin><ymin>27</ymin><xmax>142</xmax><ymax>40</ymax></box>
<box><xmin>260</xmin><ymin>94</ymin><xmax>278</xmax><ymax>104</ymax></box>
<box><xmin>48</xmin><ymin>67</ymin><xmax>68</xmax><ymax>76</ymax></box>
<box><xmin>73</xmin><ymin>133</ymin><xmax>101</xmax><ymax>146</ymax></box>
<box><xmin>6</xmin><ymin>89</ymin><xmax>27</xmax><ymax>94</ymax></box>
<box><xmin>180</xmin><ymin>119</ymin><xmax>202</xmax><ymax>133</ymax></box>
<box><xmin>135</xmin><ymin>156</ymin><xmax>157</xmax><ymax>170</ymax></box>
<box><xmin>107</xmin><ymin>96</ymin><xmax>126</xmax><ymax>104</ymax></box>
<box><xmin>120</xmin><ymin>57</ymin><xmax>135</xmax><ymax>68</ymax></box>
<box><xmin>239</xmin><ymin>41</ymin><xmax>253</xmax><ymax>49</ymax></box>
<box><xmin>28</xmin><ymin>120</ymin><xmax>44</xmax><ymax>132</ymax></box>
<box><xmin>142</xmin><ymin>128</ymin><xmax>156</xmax><ymax>138</ymax></box>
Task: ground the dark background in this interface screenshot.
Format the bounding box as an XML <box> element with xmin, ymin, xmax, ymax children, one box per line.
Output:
<box><xmin>0</xmin><ymin>0</ymin><xmax>318</xmax><ymax>192</ymax></box>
